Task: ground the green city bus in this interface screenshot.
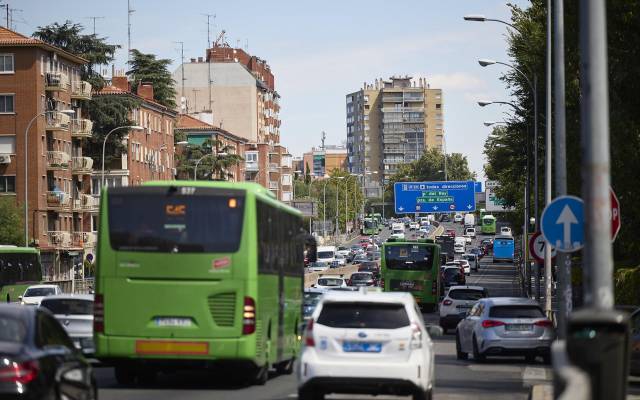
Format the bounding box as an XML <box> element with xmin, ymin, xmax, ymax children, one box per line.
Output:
<box><xmin>361</xmin><ymin>217</ymin><xmax>378</xmax><ymax>235</ymax></box>
<box><xmin>94</xmin><ymin>181</ymin><xmax>311</xmax><ymax>385</ymax></box>
<box><xmin>481</xmin><ymin>215</ymin><xmax>497</xmax><ymax>234</ymax></box>
<box><xmin>0</xmin><ymin>246</ymin><xmax>42</xmax><ymax>303</ymax></box>
<box><xmin>372</xmin><ymin>213</ymin><xmax>383</xmax><ymax>232</ymax></box>
<box><xmin>380</xmin><ymin>239</ymin><xmax>441</xmax><ymax>312</ymax></box>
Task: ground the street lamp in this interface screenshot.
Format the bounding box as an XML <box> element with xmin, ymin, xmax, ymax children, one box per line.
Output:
<box><xmin>194</xmin><ymin>152</ymin><xmax>228</xmax><ymax>181</ymax></box>
<box><xmin>23</xmin><ymin>109</ymin><xmax>75</xmax><ymax>246</ymax></box>
<box><xmin>484</xmin><ymin>121</ymin><xmax>508</xmax><ymax>127</ymax></box>
<box><xmin>101</xmin><ymin>125</ymin><xmax>143</xmax><ymax>188</ymax></box>
<box><xmin>463</xmin><ymin>14</ymin><xmax>524</xmax><ymax>35</ymax></box>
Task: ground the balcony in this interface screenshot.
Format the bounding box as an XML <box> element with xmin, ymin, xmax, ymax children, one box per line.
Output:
<box><xmin>268</xmin><ymin>163</ymin><xmax>279</xmax><ymax>172</ymax></box>
<box><xmin>70</xmin><ymin>80</ymin><xmax>92</xmax><ymax>100</ymax></box>
<box><xmin>72</xmin><ymin>232</ymin><xmax>97</xmax><ymax>248</ymax></box>
<box><xmin>46</xmin><ymin>191</ymin><xmax>71</xmax><ymax>211</ymax></box>
<box><xmin>245</xmin><ymin>161</ymin><xmax>259</xmax><ymax>172</ymax></box>
<box><xmin>45</xmin><ymin>72</ymin><xmax>69</xmax><ymax>92</ymax></box>
<box><xmin>47</xmin><ymin>231</ymin><xmax>72</xmax><ymax>248</ymax></box>
<box><xmin>71</xmin><ymin>119</ymin><xmax>93</xmax><ymax>138</ymax></box>
<box><xmin>72</xmin><ymin>157</ymin><xmax>93</xmax><ymax>174</ymax></box>
<box><xmin>383</xmin><ymin>159</ymin><xmax>404</xmax><ymax>165</ymax></box>
<box><xmin>81</xmin><ymin>194</ymin><xmax>97</xmax><ymax>211</ymax></box>
<box><xmin>404</xmin><ymin>117</ymin><xmax>425</xmax><ymax>123</ymax></box>
<box><xmin>46</xmin><ymin>151</ymin><xmax>70</xmax><ymax>170</ymax></box>
<box><xmin>45</xmin><ymin>113</ymin><xmax>71</xmax><ymax>131</ymax></box>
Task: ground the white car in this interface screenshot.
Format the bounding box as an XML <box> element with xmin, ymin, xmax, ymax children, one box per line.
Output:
<box><xmin>308</xmin><ymin>261</ymin><xmax>330</xmax><ymax>272</ymax></box>
<box><xmin>464</xmin><ymin>236</ymin><xmax>472</xmax><ymax>245</ymax></box>
<box><xmin>447</xmin><ymin>260</ymin><xmax>471</xmax><ymax>276</ymax></box>
<box><xmin>409</xmin><ymin>222</ymin><xmax>420</xmax><ymax>230</ymax></box>
<box><xmin>500</xmin><ymin>226</ymin><xmax>512</xmax><ymax>236</ymax></box>
<box><xmin>439</xmin><ymin>286</ymin><xmax>488</xmax><ymax>333</ymax></box>
<box><xmin>40</xmin><ymin>294</ymin><xmax>95</xmax><ymax>356</ymax></box>
<box><xmin>314</xmin><ymin>275</ymin><xmax>348</xmax><ymax>289</ymax></box>
<box><xmin>19</xmin><ymin>284</ymin><xmax>62</xmax><ymax>306</ymax></box>
<box><xmin>298</xmin><ymin>289</ymin><xmax>439</xmax><ymax>400</ymax></box>
<box><xmin>336</xmin><ymin>246</ymin><xmax>351</xmax><ymax>258</ymax></box>
<box><xmin>331</xmin><ymin>254</ymin><xmax>347</xmax><ymax>267</ymax></box>
<box><xmin>454</xmin><ymin>243</ymin><xmax>465</xmax><ymax>254</ymax></box>
<box><xmin>465</xmin><ymin>227</ymin><xmax>476</xmax><ymax>238</ymax></box>
<box><xmin>453</xmin><ymin>214</ymin><xmax>463</xmax><ymax>223</ymax></box>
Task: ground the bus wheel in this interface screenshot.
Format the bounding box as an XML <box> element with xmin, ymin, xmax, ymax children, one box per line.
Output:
<box><xmin>114</xmin><ymin>364</ymin><xmax>136</xmax><ymax>386</ymax></box>
<box><xmin>252</xmin><ymin>362</ymin><xmax>269</xmax><ymax>385</ymax></box>
<box><xmin>421</xmin><ymin>304</ymin><xmax>437</xmax><ymax>313</ymax></box>
<box><xmin>275</xmin><ymin>357</ymin><xmax>295</xmax><ymax>375</ymax></box>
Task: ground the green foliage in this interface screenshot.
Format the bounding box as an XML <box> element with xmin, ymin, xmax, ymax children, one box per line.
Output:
<box><xmin>0</xmin><ymin>198</ymin><xmax>23</xmax><ymax>246</ymax></box>
<box><xmin>33</xmin><ymin>20</ymin><xmax>120</xmax><ymax>90</ymax></box>
<box><xmin>84</xmin><ymin>95</ymin><xmax>140</xmax><ymax>167</ymax></box>
<box><xmin>614</xmin><ymin>267</ymin><xmax>640</xmax><ymax>306</ymax></box>
<box><xmin>127</xmin><ymin>49</ymin><xmax>177</xmax><ymax>108</ymax></box>
<box><xmin>175</xmin><ymin>138</ymin><xmax>243</xmax><ymax>181</ymax></box>
<box><xmin>304</xmin><ymin>162</ymin><xmax>312</xmax><ymax>185</ymax></box>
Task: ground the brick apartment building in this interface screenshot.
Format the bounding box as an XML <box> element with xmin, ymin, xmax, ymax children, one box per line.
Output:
<box><xmin>244</xmin><ymin>143</ymin><xmax>293</xmax><ymax>201</ymax></box>
<box><xmin>174</xmin><ymin>114</ymin><xmax>247</xmax><ymax>181</ymax></box>
<box><xmin>302</xmin><ymin>146</ymin><xmax>348</xmax><ymax>179</ymax></box>
<box><xmin>91</xmin><ymin>75</ymin><xmax>178</xmax><ymax>196</ymax></box>
<box><xmin>0</xmin><ymin>27</ymin><xmax>95</xmax><ymax>279</ymax></box>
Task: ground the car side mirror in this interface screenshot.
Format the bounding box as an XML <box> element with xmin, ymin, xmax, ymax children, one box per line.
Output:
<box><xmin>426</xmin><ymin>325</ymin><xmax>444</xmax><ymax>337</ymax></box>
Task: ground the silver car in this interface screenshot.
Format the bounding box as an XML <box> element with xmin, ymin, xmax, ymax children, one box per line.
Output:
<box><xmin>455</xmin><ymin>297</ymin><xmax>554</xmax><ymax>363</ymax></box>
<box><xmin>39</xmin><ymin>294</ymin><xmax>95</xmax><ymax>357</ymax></box>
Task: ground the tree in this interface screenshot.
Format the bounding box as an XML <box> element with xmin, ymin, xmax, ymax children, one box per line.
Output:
<box><xmin>33</xmin><ymin>21</ymin><xmax>120</xmax><ymax>89</ymax></box>
<box><xmin>304</xmin><ymin>162</ymin><xmax>312</xmax><ymax>185</ymax></box>
<box><xmin>175</xmin><ymin>138</ymin><xmax>243</xmax><ymax>181</ymax></box>
<box><xmin>0</xmin><ymin>198</ymin><xmax>23</xmax><ymax>246</ymax></box>
<box><xmin>127</xmin><ymin>49</ymin><xmax>177</xmax><ymax>108</ymax></box>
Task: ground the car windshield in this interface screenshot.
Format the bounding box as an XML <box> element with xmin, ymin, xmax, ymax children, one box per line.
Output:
<box><xmin>317</xmin><ymin>278</ymin><xmax>343</xmax><ymax>286</ymax></box>
<box><xmin>449</xmin><ymin>289</ymin><xmax>486</xmax><ymax>301</ymax></box>
<box><xmin>489</xmin><ymin>305</ymin><xmax>545</xmax><ymax>319</ymax></box>
<box><xmin>350</xmin><ymin>273</ymin><xmax>372</xmax><ymax>281</ymax></box>
<box><xmin>317</xmin><ymin>251</ymin><xmax>335</xmax><ymax>259</ymax></box>
<box><xmin>364</xmin><ymin>220</ymin><xmax>376</xmax><ymax>229</ymax></box>
<box><xmin>40</xmin><ymin>298</ymin><xmax>93</xmax><ymax>315</ymax></box>
<box><xmin>0</xmin><ymin>316</ymin><xmax>27</xmax><ymax>343</ymax></box>
<box><xmin>24</xmin><ymin>287</ymin><xmax>55</xmax><ymax>297</ymax></box>
<box><xmin>317</xmin><ymin>302</ymin><xmax>410</xmax><ymax>329</ymax></box>
<box><xmin>384</xmin><ymin>244</ymin><xmax>434</xmax><ymax>271</ymax></box>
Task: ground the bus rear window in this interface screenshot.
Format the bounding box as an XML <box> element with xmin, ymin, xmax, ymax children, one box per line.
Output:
<box><xmin>108</xmin><ymin>188</ymin><xmax>245</xmax><ymax>253</ymax></box>
<box><xmin>384</xmin><ymin>245</ymin><xmax>434</xmax><ymax>271</ymax></box>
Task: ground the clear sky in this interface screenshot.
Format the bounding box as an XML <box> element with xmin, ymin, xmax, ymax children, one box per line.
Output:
<box><xmin>12</xmin><ymin>0</ymin><xmax>529</xmax><ymax>180</ymax></box>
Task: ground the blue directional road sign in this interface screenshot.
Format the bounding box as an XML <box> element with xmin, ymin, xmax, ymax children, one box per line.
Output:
<box><xmin>474</xmin><ymin>181</ymin><xmax>483</xmax><ymax>193</ymax></box>
<box><xmin>394</xmin><ymin>181</ymin><xmax>476</xmax><ymax>214</ymax></box>
<box><xmin>540</xmin><ymin>195</ymin><xmax>585</xmax><ymax>252</ymax></box>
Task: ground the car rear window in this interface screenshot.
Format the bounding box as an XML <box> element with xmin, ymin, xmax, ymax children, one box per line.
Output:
<box><xmin>0</xmin><ymin>316</ymin><xmax>27</xmax><ymax>343</ymax></box>
<box><xmin>40</xmin><ymin>299</ymin><xmax>93</xmax><ymax>315</ymax></box>
<box><xmin>317</xmin><ymin>302</ymin><xmax>410</xmax><ymax>329</ymax></box>
<box><xmin>489</xmin><ymin>305</ymin><xmax>545</xmax><ymax>318</ymax></box>
<box><xmin>317</xmin><ymin>278</ymin><xmax>343</xmax><ymax>286</ymax></box>
<box><xmin>24</xmin><ymin>287</ymin><xmax>55</xmax><ymax>297</ymax></box>
<box><xmin>350</xmin><ymin>273</ymin><xmax>372</xmax><ymax>281</ymax></box>
<box><xmin>449</xmin><ymin>289</ymin><xmax>486</xmax><ymax>301</ymax></box>
<box><xmin>443</xmin><ymin>268</ymin><xmax>460</xmax><ymax>279</ymax></box>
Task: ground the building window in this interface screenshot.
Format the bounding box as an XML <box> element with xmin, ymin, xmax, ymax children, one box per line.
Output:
<box><xmin>246</xmin><ymin>152</ymin><xmax>258</xmax><ymax>162</ymax></box>
<box><xmin>0</xmin><ymin>175</ymin><xmax>15</xmax><ymax>193</ymax></box>
<box><xmin>0</xmin><ymin>54</ymin><xmax>14</xmax><ymax>73</ymax></box>
<box><xmin>0</xmin><ymin>94</ymin><xmax>14</xmax><ymax>113</ymax></box>
<box><xmin>436</xmin><ymin>103</ymin><xmax>442</xmax><ymax>109</ymax></box>
<box><xmin>0</xmin><ymin>135</ymin><xmax>15</xmax><ymax>153</ymax></box>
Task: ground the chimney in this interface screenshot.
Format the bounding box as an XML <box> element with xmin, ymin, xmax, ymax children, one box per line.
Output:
<box><xmin>197</xmin><ymin>57</ymin><xmax>203</xmax><ymax>63</ymax></box>
<box><xmin>112</xmin><ymin>76</ymin><xmax>130</xmax><ymax>92</ymax></box>
<box><xmin>190</xmin><ymin>58</ymin><xmax>196</xmax><ymax>63</ymax></box>
<box><xmin>137</xmin><ymin>82</ymin><xmax>154</xmax><ymax>101</ymax></box>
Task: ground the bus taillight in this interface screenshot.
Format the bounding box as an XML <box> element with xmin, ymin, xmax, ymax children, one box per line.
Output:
<box><xmin>242</xmin><ymin>296</ymin><xmax>256</xmax><ymax>335</ymax></box>
<box><xmin>94</xmin><ymin>294</ymin><xmax>104</xmax><ymax>334</ymax></box>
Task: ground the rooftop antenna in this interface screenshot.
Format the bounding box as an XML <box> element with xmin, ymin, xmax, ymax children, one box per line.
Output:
<box><xmin>85</xmin><ymin>16</ymin><xmax>105</xmax><ymax>35</ymax></box>
<box><xmin>321</xmin><ymin>131</ymin><xmax>326</xmax><ymax>150</ymax></box>
<box><xmin>127</xmin><ymin>0</ymin><xmax>135</xmax><ymax>64</ymax></box>
<box><xmin>203</xmin><ymin>13</ymin><xmax>215</xmax><ymax>113</ymax></box>
<box><xmin>244</xmin><ymin>39</ymin><xmax>248</xmax><ymax>52</ymax></box>
<box><xmin>174</xmin><ymin>41</ymin><xmax>186</xmax><ymax>112</ymax></box>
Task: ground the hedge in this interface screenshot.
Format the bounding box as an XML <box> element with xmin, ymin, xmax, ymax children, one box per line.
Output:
<box><xmin>614</xmin><ymin>267</ymin><xmax>640</xmax><ymax>306</ymax></box>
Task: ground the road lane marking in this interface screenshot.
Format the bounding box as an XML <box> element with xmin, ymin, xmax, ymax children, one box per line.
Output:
<box><xmin>522</xmin><ymin>366</ymin><xmax>551</xmax><ymax>385</ymax></box>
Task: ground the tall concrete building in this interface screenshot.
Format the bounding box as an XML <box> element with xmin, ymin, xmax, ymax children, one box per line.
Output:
<box><xmin>346</xmin><ymin>76</ymin><xmax>444</xmax><ymax>193</ymax></box>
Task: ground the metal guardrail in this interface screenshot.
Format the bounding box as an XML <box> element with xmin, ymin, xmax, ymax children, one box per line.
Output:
<box><xmin>552</xmin><ymin>340</ymin><xmax>591</xmax><ymax>400</ymax></box>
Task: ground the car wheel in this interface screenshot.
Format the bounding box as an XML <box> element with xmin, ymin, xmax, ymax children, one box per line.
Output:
<box><xmin>472</xmin><ymin>335</ymin><xmax>485</xmax><ymax>362</ymax></box>
<box><xmin>137</xmin><ymin>369</ymin><xmax>157</xmax><ymax>386</ymax></box>
<box><xmin>252</xmin><ymin>362</ymin><xmax>269</xmax><ymax>385</ymax></box>
<box><xmin>114</xmin><ymin>364</ymin><xmax>136</xmax><ymax>386</ymax></box>
<box><xmin>412</xmin><ymin>388</ymin><xmax>430</xmax><ymax>400</ymax></box>
<box><xmin>298</xmin><ymin>387</ymin><xmax>324</xmax><ymax>400</ymax></box>
<box><xmin>455</xmin><ymin>332</ymin><xmax>468</xmax><ymax>360</ymax></box>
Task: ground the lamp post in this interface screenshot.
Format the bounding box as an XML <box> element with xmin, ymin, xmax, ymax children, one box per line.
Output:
<box><xmin>101</xmin><ymin>125</ymin><xmax>143</xmax><ymax>188</ymax></box>
<box><xmin>23</xmin><ymin>110</ymin><xmax>76</xmax><ymax>246</ymax></box>
<box><xmin>334</xmin><ymin>176</ymin><xmax>345</xmax><ymax>244</ymax></box>
<box><xmin>193</xmin><ymin>152</ymin><xmax>228</xmax><ymax>181</ymax></box>
<box><xmin>322</xmin><ymin>179</ymin><xmax>331</xmax><ymax>238</ymax></box>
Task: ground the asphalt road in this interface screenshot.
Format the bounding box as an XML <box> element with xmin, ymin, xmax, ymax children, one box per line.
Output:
<box><xmin>96</xmin><ymin>220</ymin><xmax>552</xmax><ymax>400</ymax></box>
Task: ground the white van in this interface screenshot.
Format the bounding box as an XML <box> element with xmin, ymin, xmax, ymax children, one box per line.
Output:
<box><xmin>390</xmin><ymin>223</ymin><xmax>406</xmax><ymax>240</ymax></box>
<box><xmin>316</xmin><ymin>246</ymin><xmax>337</xmax><ymax>264</ymax></box>
<box><xmin>464</xmin><ymin>214</ymin><xmax>475</xmax><ymax>227</ymax></box>
<box><xmin>454</xmin><ymin>237</ymin><xmax>466</xmax><ymax>254</ymax></box>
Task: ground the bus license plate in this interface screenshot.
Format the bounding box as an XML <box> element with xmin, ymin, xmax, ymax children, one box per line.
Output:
<box><xmin>343</xmin><ymin>341</ymin><xmax>382</xmax><ymax>353</ymax></box>
<box><xmin>155</xmin><ymin>317</ymin><xmax>192</xmax><ymax>327</ymax></box>
<box><xmin>506</xmin><ymin>324</ymin><xmax>533</xmax><ymax>331</ymax></box>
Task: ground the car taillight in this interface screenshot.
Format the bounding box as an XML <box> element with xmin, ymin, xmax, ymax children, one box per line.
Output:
<box><xmin>305</xmin><ymin>319</ymin><xmax>315</xmax><ymax>347</ymax></box>
<box><xmin>410</xmin><ymin>323</ymin><xmax>423</xmax><ymax>349</ymax></box>
<box><xmin>443</xmin><ymin>299</ymin><xmax>453</xmax><ymax>306</ymax></box>
<box><xmin>534</xmin><ymin>319</ymin><xmax>553</xmax><ymax>328</ymax></box>
<box><xmin>380</xmin><ymin>278</ymin><xmax>385</xmax><ymax>288</ymax></box>
<box><xmin>0</xmin><ymin>361</ymin><xmax>39</xmax><ymax>384</ymax></box>
<box><xmin>481</xmin><ymin>320</ymin><xmax>506</xmax><ymax>328</ymax></box>
<box><xmin>242</xmin><ymin>297</ymin><xmax>256</xmax><ymax>335</ymax></box>
<box><xmin>93</xmin><ymin>294</ymin><xmax>104</xmax><ymax>334</ymax></box>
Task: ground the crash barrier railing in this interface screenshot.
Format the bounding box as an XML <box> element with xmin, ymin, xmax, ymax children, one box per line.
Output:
<box><xmin>552</xmin><ymin>340</ymin><xmax>591</xmax><ymax>400</ymax></box>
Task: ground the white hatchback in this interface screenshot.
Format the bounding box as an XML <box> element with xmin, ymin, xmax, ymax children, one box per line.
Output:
<box><xmin>314</xmin><ymin>275</ymin><xmax>348</xmax><ymax>289</ymax></box>
<box><xmin>439</xmin><ymin>286</ymin><xmax>488</xmax><ymax>333</ymax></box>
<box><xmin>298</xmin><ymin>290</ymin><xmax>438</xmax><ymax>400</ymax></box>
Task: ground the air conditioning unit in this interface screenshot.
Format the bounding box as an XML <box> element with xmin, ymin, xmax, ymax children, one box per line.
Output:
<box><xmin>0</xmin><ymin>154</ymin><xmax>10</xmax><ymax>164</ymax></box>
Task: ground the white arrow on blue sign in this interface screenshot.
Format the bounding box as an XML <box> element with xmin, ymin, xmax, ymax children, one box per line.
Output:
<box><xmin>540</xmin><ymin>195</ymin><xmax>585</xmax><ymax>252</ymax></box>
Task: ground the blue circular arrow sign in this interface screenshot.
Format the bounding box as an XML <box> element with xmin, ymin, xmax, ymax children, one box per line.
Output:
<box><xmin>540</xmin><ymin>195</ymin><xmax>585</xmax><ymax>252</ymax></box>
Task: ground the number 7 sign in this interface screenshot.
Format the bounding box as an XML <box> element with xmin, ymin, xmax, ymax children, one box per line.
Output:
<box><xmin>529</xmin><ymin>232</ymin><xmax>557</xmax><ymax>263</ymax></box>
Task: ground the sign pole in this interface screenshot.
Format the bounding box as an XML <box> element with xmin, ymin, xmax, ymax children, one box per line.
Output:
<box><xmin>553</xmin><ymin>0</ymin><xmax>571</xmax><ymax>339</ymax></box>
<box><xmin>543</xmin><ymin>0</ymin><xmax>553</xmax><ymax>316</ymax></box>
